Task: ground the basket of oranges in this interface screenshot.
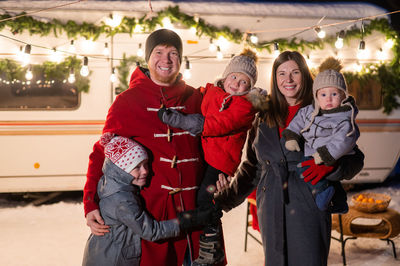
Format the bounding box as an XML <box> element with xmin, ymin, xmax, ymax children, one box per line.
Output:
<box><xmin>351</xmin><ymin>193</ymin><xmax>391</xmax><ymax>213</ymax></box>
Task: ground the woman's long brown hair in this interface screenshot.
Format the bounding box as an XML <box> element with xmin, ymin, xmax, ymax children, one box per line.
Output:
<box><xmin>264</xmin><ymin>51</ymin><xmax>314</xmax><ymax>128</ymax></box>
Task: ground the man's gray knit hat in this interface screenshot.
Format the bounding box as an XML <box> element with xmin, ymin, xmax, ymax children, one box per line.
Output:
<box><xmin>145</xmin><ymin>29</ymin><xmax>183</xmax><ymax>62</ymax></box>
<box><xmin>215</xmin><ymin>48</ymin><xmax>258</xmax><ymax>88</ymax></box>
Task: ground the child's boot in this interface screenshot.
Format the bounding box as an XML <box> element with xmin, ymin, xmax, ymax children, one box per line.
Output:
<box><xmin>192</xmin><ymin>225</ymin><xmax>225</xmax><ymax>266</ymax></box>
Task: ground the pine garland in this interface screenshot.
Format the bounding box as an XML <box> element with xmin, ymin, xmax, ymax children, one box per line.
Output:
<box><xmin>1</xmin><ymin>5</ymin><xmax>399</xmax><ymax>113</ymax></box>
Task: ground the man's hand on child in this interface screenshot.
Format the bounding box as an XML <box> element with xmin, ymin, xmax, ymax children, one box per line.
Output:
<box><xmin>285</xmin><ymin>139</ymin><xmax>300</xmax><ymax>152</ymax></box>
<box><xmin>86</xmin><ymin>209</ymin><xmax>110</xmax><ymax>236</ymax></box>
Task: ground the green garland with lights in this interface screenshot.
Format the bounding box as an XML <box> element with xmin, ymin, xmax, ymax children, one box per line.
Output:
<box><xmin>0</xmin><ymin>56</ymin><xmax>90</xmax><ymax>92</ymax></box>
<box><xmin>115</xmin><ymin>54</ymin><xmax>146</xmax><ymax>94</ymax></box>
<box><xmin>1</xmin><ymin>5</ymin><xmax>400</xmax><ymax>113</ymax></box>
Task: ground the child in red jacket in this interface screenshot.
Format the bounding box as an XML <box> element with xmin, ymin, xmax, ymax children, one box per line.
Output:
<box><xmin>158</xmin><ymin>49</ymin><xmax>266</xmax><ymax>266</ymax></box>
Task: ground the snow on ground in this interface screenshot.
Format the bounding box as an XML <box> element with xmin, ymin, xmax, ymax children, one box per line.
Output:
<box><xmin>0</xmin><ymin>176</ymin><xmax>399</xmax><ymax>266</ymax></box>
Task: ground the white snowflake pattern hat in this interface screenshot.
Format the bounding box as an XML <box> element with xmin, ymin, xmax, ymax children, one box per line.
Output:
<box><xmin>100</xmin><ymin>133</ymin><xmax>148</xmax><ymax>173</ymax></box>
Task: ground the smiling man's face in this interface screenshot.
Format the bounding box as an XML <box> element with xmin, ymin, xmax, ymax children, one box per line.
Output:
<box><xmin>148</xmin><ymin>45</ymin><xmax>181</xmax><ymax>86</ymax></box>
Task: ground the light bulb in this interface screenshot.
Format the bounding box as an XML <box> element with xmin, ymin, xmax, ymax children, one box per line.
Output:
<box><xmin>216</xmin><ymin>46</ymin><xmax>223</xmax><ymax>60</ymax></box>
<box><xmin>209</xmin><ymin>39</ymin><xmax>217</xmax><ymax>52</ymax></box>
<box><xmin>137</xmin><ymin>43</ymin><xmax>144</xmax><ymax>57</ymax></box>
<box><xmin>68</xmin><ymin>68</ymin><xmax>75</xmax><ymax>83</ymax></box>
<box><xmin>314</xmin><ymin>27</ymin><xmax>326</xmax><ymax>39</ymax></box>
<box><xmin>25</xmin><ymin>66</ymin><xmax>33</xmax><ymax>81</ymax></box>
<box><xmin>110</xmin><ymin>68</ymin><xmax>117</xmax><ymax>83</ymax></box>
<box><xmin>183</xmin><ymin>57</ymin><xmax>191</xmax><ymax>80</ymax></box>
<box><xmin>250</xmin><ymin>34</ymin><xmax>258</xmax><ymax>44</ymax></box>
<box><xmin>162</xmin><ymin>17</ymin><xmax>173</xmax><ymax>29</ymax></box>
<box><xmin>273</xmin><ymin>42</ymin><xmax>280</xmax><ymax>58</ymax></box>
<box><xmin>80</xmin><ymin>56</ymin><xmax>89</xmax><ymax>77</ymax></box>
<box><xmin>22</xmin><ymin>44</ymin><xmax>31</xmax><ymax>66</ymax></box>
<box><xmin>69</xmin><ymin>40</ymin><xmax>76</xmax><ymax>53</ymax></box>
<box><xmin>217</xmin><ymin>36</ymin><xmax>229</xmax><ymax>51</ymax></box>
<box><xmin>105</xmin><ymin>13</ymin><xmax>122</xmax><ymax>28</ymax></box>
<box><xmin>103</xmin><ymin>43</ymin><xmax>110</xmax><ymax>57</ymax></box>
<box><xmin>50</xmin><ymin>48</ymin><xmax>62</xmax><ymax>63</ymax></box>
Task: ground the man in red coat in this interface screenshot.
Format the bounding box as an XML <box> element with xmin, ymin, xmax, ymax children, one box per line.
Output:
<box><xmin>83</xmin><ymin>29</ymin><xmax>205</xmax><ymax>265</ymax></box>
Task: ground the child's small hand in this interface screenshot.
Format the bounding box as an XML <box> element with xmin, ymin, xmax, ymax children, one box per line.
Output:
<box><xmin>285</xmin><ymin>139</ymin><xmax>300</xmax><ymax>152</ymax></box>
<box><xmin>215</xmin><ymin>173</ymin><xmax>231</xmax><ymax>193</ymax></box>
<box><xmin>312</xmin><ymin>152</ymin><xmax>323</xmax><ymax>165</ymax></box>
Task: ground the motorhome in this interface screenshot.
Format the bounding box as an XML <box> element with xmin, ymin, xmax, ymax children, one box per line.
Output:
<box><xmin>0</xmin><ymin>1</ymin><xmax>399</xmax><ymax>193</ymax></box>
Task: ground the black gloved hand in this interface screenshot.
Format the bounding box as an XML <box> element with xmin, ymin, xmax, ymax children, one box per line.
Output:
<box><xmin>157</xmin><ymin>107</ymin><xmax>205</xmax><ymax>136</ymax></box>
<box><xmin>177</xmin><ymin>205</ymin><xmax>222</xmax><ymax>231</ymax></box>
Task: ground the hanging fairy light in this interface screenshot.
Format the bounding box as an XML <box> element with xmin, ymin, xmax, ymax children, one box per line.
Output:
<box><xmin>216</xmin><ymin>46</ymin><xmax>223</xmax><ymax>60</ymax></box>
<box><xmin>50</xmin><ymin>48</ymin><xmax>63</xmax><ymax>63</ymax></box>
<box><xmin>134</xmin><ymin>23</ymin><xmax>143</xmax><ymax>33</ymax></box>
<box><xmin>110</xmin><ymin>68</ymin><xmax>117</xmax><ymax>83</ymax></box>
<box><xmin>25</xmin><ymin>65</ymin><xmax>33</xmax><ymax>81</ymax></box>
<box><xmin>190</xmin><ymin>26</ymin><xmax>197</xmax><ymax>35</ymax></box>
<box><xmin>314</xmin><ymin>26</ymin><xmax>326</xmax><ymax>39</ymax></box>
<box><xmin>377</xmin><ymin>48</ymin><xmax>387</xmax><ymax>61</ymax></box>
<box><xmin>250</xmin><ymin>34</ymin><xmax>258</xmax><ymax>44</ymax></box>
<box><xmin>105</xmin><ymin>13</ymin><xmax>122</xmax><ymax>28</ymax></box>
<box><xmin>68</xmin><ymin>68</ymin><xmax>76</xmax><ymax>83</ymax></box>
<box><xmin>357</xmin><ymin>21</ymin><xmax>368</xmax><ymax>60</ymax></box>
<box><xmin>273</xmin><ymin>42</ymin><xmax>280</xmax><ymax>58</ymax></box>
<box><xmin>103</xmin><ymin>43</ymin><xmax>110</xmax><ymax>57</ymax></box>
<box><xmin>216</xmin><ymin>36</ymin><xmax>229</xmax><ymax>51</ymax></box>
<box><xmin>22</xmin><ymin>44</ymin><xmax>31</xmax><ymax>66</ymax></box>
<box><xmin>384</xmin><ymin>38</ymin><xmax>394</xmax><ymax>49</ymax></box>
<box><xmin>162</xmin><ymin>17</ymin><xmax>173</xmax><ymax>30</ymax></box>
<box><xmin>183</xmin><ymin>57</ymin><xmax>192</xmax><ymax>80</ymax></box>
<box><xmin>335</xmin><ymin>30</ymin><xmax>345</xmax><ymax>49</ymax></box>
<box><xmin>16</xmin><ymin>46</ymin><xmax>24</xmax><ymax>61</ymax></box>
<box><xmin>80</xmin><ymin>56</ymin><xmax>89</xmax><ymax>77</ymax></box>
<box><xmin>137</xmin><ymin>43</ymin><xmax>144</xmax><ymax>57</ymax></box>
<box><xmin>209</xmin><ymin>38</ymin><xmax>217</xmax><ymax>52</ymax></box>
<box><xmin>69</xmin><ymin>40</ymin><xmax>76</xmax><ymax>53</ymax></box>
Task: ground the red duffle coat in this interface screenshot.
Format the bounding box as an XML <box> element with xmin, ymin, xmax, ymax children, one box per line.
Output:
<box><xmin>201</xmin><ymin>83</ymin><xmax>256</xmax><ymax>176</ymax></box>
<box><xmin>83</xmin><ymin>67</ymin><xmax>204</xmax><ymax>265</ymax></box>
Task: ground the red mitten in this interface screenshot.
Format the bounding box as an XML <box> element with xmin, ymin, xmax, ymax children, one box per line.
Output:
<box><xmin>298</xmin><ymin>159</ymin><xmax>335</xmax><ymax>185</ymax></box>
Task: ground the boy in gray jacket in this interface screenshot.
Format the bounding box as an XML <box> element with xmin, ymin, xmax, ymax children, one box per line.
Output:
<box><xmin>282</xmin><ymin>57</ymin><xmax>359</xmax><ymax>212</ymax></box>
<box><xmin>82</xmin><ymin>134</ymin><xmax>221</xmax><ymax>266</ymax></box>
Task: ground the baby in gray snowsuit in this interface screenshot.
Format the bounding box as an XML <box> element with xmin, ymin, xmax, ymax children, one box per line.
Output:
<box><xmin>282</xmin><ymin>58</ymin><xmax>360</xmax><ymax>212</ymax></box>
<box><xmin>82</xmin><ymin>134</ymin><xmax>221</xmax><ymax>266</ymax></box>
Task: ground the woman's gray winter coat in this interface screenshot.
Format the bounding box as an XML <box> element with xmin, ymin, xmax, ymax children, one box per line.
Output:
<box><xmin>215</xmin><ymin>114</ymin><xmax>364</xmax><ymax>266</ymax></box>
<box><xmin>82</xmin><ymin>159</ymin><xmax>180</xmax><ymax>266</ymax></box>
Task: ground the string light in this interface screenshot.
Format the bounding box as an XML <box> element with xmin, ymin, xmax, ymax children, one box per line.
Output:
<box><xmin>134</xmin><ymin>24</ymin><xmax>143</xmax><ymax>33</ymax></box>
<box><xmin>25</xmin><ymin>65</ymin><xmax>33</xmax><ymax>81</ymax></box>
<box><xmin>209</xmin><ymin>39</ymin><xmax>217</xmax><ymax>52</ymax></box>
<box><xmin>250</xmin><ymin>34</ymin><xmax>258</xmax><ymax>44</ymax></box>
<box><xmin>216</xmin><ymin>46</ymin><xmax>223</xmax><ymax>60</ymax></box>
<box><xmin>105</xmin><ymin>13</ymin><xmax>122</xmax><ymax>28</ymax></box>
<box><xmin>314</xmin><ymin>26</ymin><xmax>326</xmax><ymax>39</ymax></box>
<box><xmin>50</xmin><ymin>47</ymin><xmax>62</xmax><ymax>63</ymax></box>
<box><xmin>80</xmin><ymin>56</ymin><xmax>89</xmax><ymax>77</ymax></box>
<box><xmin>335</xmin><ymin>30</ymin><xmax>345</xmax><ymax>49</ymax></box>
<box><xmin>162</xmin><ymin>17</ymin><xmax>173</xmax><ymax>29</ymax></box>
<box><xmin>217</xmin><ymin>36</ymin><xmax>229</xmax><ymax>50</ymax></box>
<box><xmin>22</xmin><ymin>44</ymin><xmax>31</xmax><ymax>66</ymax></box>
<box><xmin>183</xmin><ymin>56</ymin><xmax>191</xmax><ymax>80</ymax></box>
<box><xmin>103</xmin><ymin>43</ymin><xmax>110</xmax><ymax>57</ymax></box>
<box><xmin>273</xmin><ymin>42</ymin><xmax>280</xmax><ymax>58</ymax></box>
<box><xmin>69</xmin><ymin>40</ymin><xmax>76</xmax><ymax>53</ymax></box>
<box><xmin>68</xmin><ymin>68</ymin><xmax>76</xmax><ymax>83</ymax></box>
<box><xmin>384</xmin><ymin>38</ymin><xmax>394</xmax><ymax>49</ymax></box>
<box><xmin>190</xmin><ymin>26</ymin><xmax>197</xmax><ymax>35</ymax></box>
<box><xmin>357</xmin><ymin>21</ymin><xmax>368</xmax><ymax>60</ymax></box>
<box><xmin>137</xmin><ymin>43</ymin><xmax>144</xmax><ymax>57</ymax></box>
<box><xmin>377</xmin><ymin>48</ymin><xmax>387</xmax><ymax>61</ymax></box>
<box><xmin>110</xmin><ymin>68</ymin><xmax>117</xmax><ymax>83</ymax></box>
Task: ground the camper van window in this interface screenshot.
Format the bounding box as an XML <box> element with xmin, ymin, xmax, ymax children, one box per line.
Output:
<box><xmin>0</xmin><ymin>80</ymin><xmax>80</xmax><ymax>110</ymax></box>
<box><xmin>348</xmin><ymin>79</ymin><xmax>382</xmax><ymax>110</ymax></box>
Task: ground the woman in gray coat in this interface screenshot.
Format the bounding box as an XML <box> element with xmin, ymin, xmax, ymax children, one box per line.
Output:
<box><xmin>82</xmin><ymin>135</ymin><xmax>220</xmax><ymax>266</ymax></box>
<box><xmin>215</xmin><ymin>51</ymin><xmax>364</xmax><ymax>266</ymax></box>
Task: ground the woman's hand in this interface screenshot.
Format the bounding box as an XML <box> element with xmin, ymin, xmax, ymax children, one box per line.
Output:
<box><xmin>86</xmin><ymin>209</ymin><xmax>110</xmax><ymax>236</ymax></box>
<box><xmin>215</xmin><ymin>173</ymin><xmax>232</xmax><ymax>193</ymax></box>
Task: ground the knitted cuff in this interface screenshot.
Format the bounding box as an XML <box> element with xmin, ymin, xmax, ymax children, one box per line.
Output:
<box><xmin>316</xmin><ymin>146</ymin><xmax>336</xmax><ymax>166</ymax></box>
<box><xmin>282</xmin><ymin>129</ymin><xmax>301</xmax><ymax>142</ymax></box>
